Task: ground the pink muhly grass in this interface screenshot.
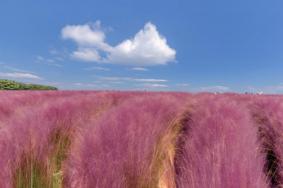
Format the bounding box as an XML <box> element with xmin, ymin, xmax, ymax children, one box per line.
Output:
<box><xmin>0</xmin><ymin>91</ymin><xmax>130</xmax><ymax>188</ymax></box>
<box><xmin>250</xmin><ymin>96</ymin><xmax>283</xmax><ymax>187</ymax></box>
<box><xmin>175</xmin><ymin>96</ymin><xmax>269</xmax><ymax>188</ymax></box>
<box><xmin>0</xmin><ymin>91</ymin><xmax>81</xmax><ymax>126</ymax></box>
<box><xmin>63</xmin><ymin>94</ymin><xmax>190</xmax><ymax>188</ymax></box>
<box><xmin>2</xmin><ymin>92</ymin><xmax>283</xmax><ymax>188</ymax></box>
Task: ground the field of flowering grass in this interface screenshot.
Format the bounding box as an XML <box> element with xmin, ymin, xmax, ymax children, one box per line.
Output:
<box><xmin>0</xmin><ymin>91</ymin><xmax>283</xmax><ymax>188</ymax></box>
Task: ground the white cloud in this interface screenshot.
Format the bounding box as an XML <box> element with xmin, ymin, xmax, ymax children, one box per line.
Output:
<box><xmin>84</xmin><ymin>66</ymin><xmax>110</xmax><ymax>71</ymax></box>
<box><xmin>72</xmin><ymin>82</ymin><xmax>111</xmax><ymax>89</ymax></box>
<box><xmin>200</xmin><ymin>85</ymin><xmax>230</xmax><ymax>92</ymax></box>
<box><xmin>2</xmin><ymin>65</ymin><xmax>34</xmax><ymax>73</ymax></box>
<box><xmin>98</xmin><ymin>76</ymin><xmax>132</xmax><ymax>82</ymax></box>
<box><xmin>98</xmin><ymin>76</ymin><xmax>167</xmax><ymax>83</ymax></box>
<box><xmin>36</xmin><ymin>56</ymin><xmax>55</xmax><ymax>63</ymax></box>
<box><xmin>73</xmin><ymin>82</ymin><xmax>97</xmax><ymax>87</ymax></box>
<box><xmin>131</xmin><ymin>67</ymin><xmax>148</xmax><ymax>71</ymax></box>
<box><xmin>176</xmin><ymin>83</ymin><xmax>189</xmax><ymax>87</ymax></box>
<box><xmin>0</xmin><ymin>72</ymin><xmax>42</xmax><ymax>80</ymax></box>
<box><xmin>62</xmin><ymin>21</ymin><xmax>176</xmax><ymax>66</ymax></box>
<box><xmin>107</xmin><ymin>23</ymin><xmax>176</xmax><ymax>65</ymax></box>
<box><xmin>72</xmin><ymin>48</ymin><xmax>101</xmax><ymax>62</ymax></box>
<box><xmin>142</xmin><ymin>83</ymin><xmax>168</xmax><ymax>88</ymax></box>
<box><xmin>62</xmin><ymin>21</ymin><xmax>110</xmax><ymax>50</ymax></box>
<box><xmin>134</xmin><ymin>78</ymin><xmax>167</xmax><ymax>82</ymax></box>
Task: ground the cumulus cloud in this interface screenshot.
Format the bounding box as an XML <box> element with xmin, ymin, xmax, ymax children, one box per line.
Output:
<box><xmin>72</xmin><ymin>48</ymin><xmax>102</xmax><ymax>62</ymax></box>
<box><xmin>62</xmin><ymin>21</ymin><xmax>176</xmax><ymax>66</ymax></box>
<box><xmin>0</xmin><ymin>72</ymin><xmax>42</xmax><ymax>80</ymax></box>
<box><xmin>62</xmin><ymin>21</ymin><xmax>109</xmax><ymax>49</ymax></box>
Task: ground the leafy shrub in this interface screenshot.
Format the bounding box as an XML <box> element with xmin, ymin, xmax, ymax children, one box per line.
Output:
<box><xmin>0</xmin><ymin>80</ymin><xmax>57</xmax><ymax>90</ymax></box>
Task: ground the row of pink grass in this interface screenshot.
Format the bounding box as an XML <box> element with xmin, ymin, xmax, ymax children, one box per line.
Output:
<box><xmin>1</xmin><ymin>91</ymin><xmax>283</xmax><ymax>187</ymax></box>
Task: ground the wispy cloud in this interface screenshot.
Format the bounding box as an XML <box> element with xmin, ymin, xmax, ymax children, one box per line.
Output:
<box><xmin>0</xmin><ymin>72</ymin><xmax>42</xmax><ymax>80</ymax></box>
<box><xmin>73</xmin><ymin>82</ymin><xmax>98</xmax><ymax>87</ymax></box>
<box><xmin>0</xmin><ymin>63</ymin><xmax>43</xmax><ymax>81</ymax></box>
<box><xmin>84</xmin><ymin>66</ymin><xmax>110</xmax><ymax>71</ymax></box>
<box><xmin>0</xmin><ymin>62</ymin><xmax>35</xmax><ymax>73</ymax></box>
<box><xmin>134</xmin><ymin>78</ymin><xmax>167</xmax><ymax>82</ymax></box>
<box><xmin>98</xmin><ymin>76</ymin><xmax>167</xmax><ymax>83</ymax></box>
<box><xmin>200</xmin><ymin>85</ymin><xmax>230</xmax><ymax>92</ymax></box>
<box><xmin>49</xmin><ymin>48</ymin><xmax>69</xmax><ymax>61</ymax></box>
<box><xmin>98</xmin><ymin>76</ymin><xmax>132</xmax><ymax>82</ymax></box>
<box><xmin>131</xmin><ymin>67</ymin><xmax>148</xmax><ymax>71</ymax></box>
<box><xmin>72</xmin><ymin>48</ymin><xmax>102</xmax><ymax>62</ymax></box>
<box><xmin>176</xmin><ymin>83</ymin><xmax>190</xmax><ymax>87</ymax></box>
<box><xmin>141</xmin><ymin>83</ymin><xmax>168</xmax><ymax>88</ymax></box>
<box><xmin>35</xmin><ymin>56</ymin><xmax>63</xmax><ymax>67</ymax></box>
<box><xmin>72</xmin><ymin>82</ymin><xmax>111</xmax><ymax>89</ymax></box>
<box><xmin>62</xmin><ymin>21</ymin><xmax>176</xmax><ymax>66</ymax></box>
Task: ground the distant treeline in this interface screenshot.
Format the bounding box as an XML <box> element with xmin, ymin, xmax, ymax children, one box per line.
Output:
<box><xmin>0</xmin><ymin>79</ymin><xmax>57</xmax><ymax>90</ymax></box>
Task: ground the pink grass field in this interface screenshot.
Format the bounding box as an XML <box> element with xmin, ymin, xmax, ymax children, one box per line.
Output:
<box><xmin>0</xmin><ymin>91</ymin><xmax>283</xmax><ymax>188</ymax></box>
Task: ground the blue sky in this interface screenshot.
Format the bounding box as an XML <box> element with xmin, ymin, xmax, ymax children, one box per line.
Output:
<box><xmin>0</xmin><ymin>0</ymin><xmax>283</xmax><ymax>93</ymax></box>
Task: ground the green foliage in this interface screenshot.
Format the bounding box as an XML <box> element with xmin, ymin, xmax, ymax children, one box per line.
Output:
<box><xmin>0</xmin><ymin>80</ymin><xmax>57</xmax><ymax>90</ymax></box>
<box><xmin>13</xmin><ymin>154</ymin><xmax>51</xmax><ymax>188</ymax></box>
<box><xmin>13</xmin><ymin>128</ymin><xmax>71</xmax><ymax>188</ymax></box>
